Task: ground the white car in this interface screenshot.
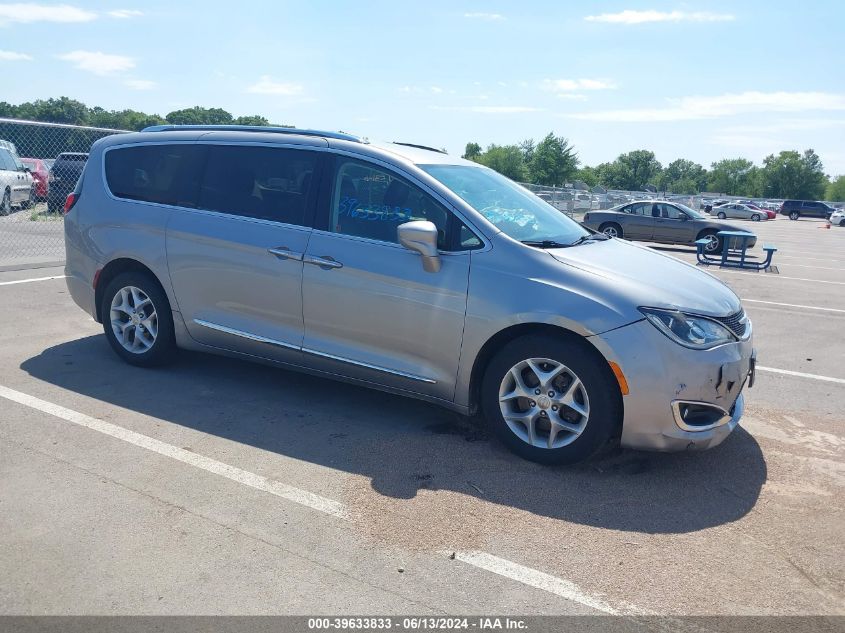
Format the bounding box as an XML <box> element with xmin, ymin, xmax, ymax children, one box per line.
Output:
<box><xmin>712</xmin><ymin>203</ymin><xmax>768</xmax><ymax>222</ymax></box>
<box><xmin>0</xmin><ymin>146</ymin><xmax>35</xmax><ymax>215</ymax></box>
<box><xmin>829</xmin><ymin>209</ymin><xmax>845</xmax><ymax>227</ymax></box>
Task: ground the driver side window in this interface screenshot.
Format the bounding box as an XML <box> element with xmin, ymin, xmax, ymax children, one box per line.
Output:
<box><xmin>329</xmin><ymin>159</ymin><xmax>480</xmax><ymax>251</ymax></box>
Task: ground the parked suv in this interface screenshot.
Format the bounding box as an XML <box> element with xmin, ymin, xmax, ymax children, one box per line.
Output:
<box><xmin>779</xmin><ymin>199</ymin><xmax>834</xmax><ymax>220</ymax></box>
<box><xmin>64</xmin><ymin>126</ymin><xmax>755</xmax><ymax>464</ymax></box>
<box><xmin>0</xmin><ymin>147</ymin><xmax>35</xmax><ymax>215</ymax></box>
<box><xmin>48</xmin><ymin>152</ymin><xmax>88</xmax><ymax>214</ymax></box>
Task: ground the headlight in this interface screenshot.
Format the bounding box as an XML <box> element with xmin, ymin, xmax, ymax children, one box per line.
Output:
<box><xmin>640</xmin><ymin>307</ymin><xmax>736</xmax><ymax>350</ymax></box>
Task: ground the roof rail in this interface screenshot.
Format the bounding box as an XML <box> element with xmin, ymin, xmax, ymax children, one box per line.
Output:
<box><xmin>140</xmin><ymin>124</ymin><xmax>365</xmax><ymax>143</ymax></box>
<box><xmin>392</xmin><ymin>142</ymin><xmax>447</xmax><ymax>154</ymax></box>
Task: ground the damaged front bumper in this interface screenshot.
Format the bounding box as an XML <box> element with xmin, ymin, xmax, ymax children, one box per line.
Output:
<box><xmin>591</xmin><ymin>319</ymin><xmax>755</xmax><ymax>452</ymax></box>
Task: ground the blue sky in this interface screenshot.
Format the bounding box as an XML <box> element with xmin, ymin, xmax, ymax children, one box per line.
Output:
<box><xmin>2</xmin><ymin>1</ymin><xmax>844</xmax><ymax>174</ymax></box>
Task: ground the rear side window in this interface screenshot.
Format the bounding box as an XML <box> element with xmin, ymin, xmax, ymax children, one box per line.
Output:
<box><xmin>0</xmin><ymin>149</ymin><xmax>15</xmax><ymax>171</ymax></box>
<box><xmin>105</xmin><ymin>144</ymin><xmax>205</xmax><ymax>207</ymax></box>
<box><xmin>198</xmin><ymin>145</ymin><xmax>317</xmax><ymax>226</ymax></box>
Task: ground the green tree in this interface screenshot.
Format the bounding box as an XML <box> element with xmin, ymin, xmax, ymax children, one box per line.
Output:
<box><xmin>707</xmin><ymin>158</ymin><xmax>756</xmax><ymax>195</ymax></box>
<box><xmin>825</xmin><ymin>175</ymin><xmax>845</xmax><ymax>202</ymax></box>
<box><xmin>576</xmin><ymin>165</ymin><xmax>600</xmax><ymax>187</ymax></box>
<box><xmin>475</xmin><ymin>144</ymin><xmax>529</xmax><ymax>181</ymax></box>
<box><xmin>233</xmin><ymin>114</ymin><xmax>271</xmax><ymax>126</ymax></box>
<box><xmin>758</xmin><ymin>149</ymin><xmax>827</xmax><ymax>199</ymax></box>
<box><xmin>463</xmin><ymin>142</ymin><xmax>482</xmax><ymax>160</ymax></box>
<box><xmin>519</xmin><ymin>138</ymin><xmax>535</xmax><ymax>168</ymax></box>
<box><xmin>528</xmin><ymin>132</ymin><xmax>579</xmax><ymax>186</ymax></box>
<box><xmin>165</xmin><ymin>106</ymin><xmax>234</xmax><ymax>125</ymax></box>
<box><xmin>601</xmin><ymin>150</ymin><xmax>662</xmax><ymax>190</ymax></box>
<box><xmin>659</xmin><ymin>159</ymin><xmax>708</xmax><ymax>194</ymax></box>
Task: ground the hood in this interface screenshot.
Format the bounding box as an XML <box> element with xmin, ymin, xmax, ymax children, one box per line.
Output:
<box><xmin>547</xmin><ymin>238</ymin><xmax>741</xmax><ymax>317</ymax></box>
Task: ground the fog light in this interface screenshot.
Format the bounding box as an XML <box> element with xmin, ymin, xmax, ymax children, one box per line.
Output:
<box><xmin>672</xmin><ymin>400</ymin><xmax>732</xmax><ymax>432</ymax></box>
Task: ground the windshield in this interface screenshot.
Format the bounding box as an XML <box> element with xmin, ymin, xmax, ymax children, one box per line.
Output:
<box><xmin>419</xmin><ymin>164</ymin><xmax>589</xmax><ymax>244</ymax></box>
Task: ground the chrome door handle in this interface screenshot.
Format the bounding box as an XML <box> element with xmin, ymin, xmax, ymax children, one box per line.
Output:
<box><xmin>267</xmin><ymin>247</ymin><xmax>304</xmax><ymax>261</ymax></box>
<box><xmin>304</xmin><ymin>254</ymin><xmax>343</xmax><ymax>270</ymax></box>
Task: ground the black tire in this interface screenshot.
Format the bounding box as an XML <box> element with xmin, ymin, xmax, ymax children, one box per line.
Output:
<box><xmin>839</xmin><ymin>219</ymin><xmax>845</xmax><ymax>227</ymax></box>
<box><xmin>481</xmin><ymin>333</ymin><xmax>622</xmax><ymax>465</ymax></box>
<box><xmin>789</xmin><ymin>211</ymin><xmax>800</xmax><ymax>221</ymax></box>
<box><xmin>717</xmin><ymin>211</ymin><xmax>727</xmax><ymax>219</ymax></box>
<box><xmin>599</xmin><ymin>222</ymin><xmax>623</xmax><ymax>239</ymax></box>
<box><xmin>100</xmin><ymin>271</ymin><xmax>176</xmax><ymax>367</ymax></box>
<box><xmin>699</xmin><ymin>230</ymin><xmax>722</xmax><ymax>253</ymax></box>
<box><xmin>0</xmin><ymin>190</ymin><xmax>10</xmax><ymax>216</ymax></box>
<box><xmin>751</xmin><ymin>213</ymin><xmax>760</xmax><ymax>222</ymax></box>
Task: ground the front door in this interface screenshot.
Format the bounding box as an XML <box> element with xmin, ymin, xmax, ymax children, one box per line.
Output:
<box><xmin>301</xmin><ymin>157</ymin><xmax>477</xmax><ymax>402</ymax></box>
<box><xmin>166</xmin><ymin>143</ymin><xmax>323</xmax><ymax>363</ymax></box>
<box><xmin>653</xmin><ymin>203</ymin><xmax>695</xmax><ymax>243</ymax></box>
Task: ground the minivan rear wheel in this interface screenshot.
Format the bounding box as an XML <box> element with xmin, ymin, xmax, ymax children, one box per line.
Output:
<box><xmin>481</xmin><ymin>334</ymin><xmax>621</xmax><ymax>464</ymax></box>
<box><xmin>101</xmin><ymin>272</ymin><xmax>176</xmax><ymax>367</ymax></box>
<box><xmin>789</xmin><ymin>211</ymin><xmax>800</xmax><ymax>220</ymax></box>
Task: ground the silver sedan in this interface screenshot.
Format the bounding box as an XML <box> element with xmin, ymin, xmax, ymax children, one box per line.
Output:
<box><xmin>711</xmin><ymin>203</ymin><xmax>768</xmax><ymax>222</ymax></box>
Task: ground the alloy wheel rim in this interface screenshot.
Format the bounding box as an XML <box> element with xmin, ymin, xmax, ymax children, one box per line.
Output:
<box><xmin>703</xmin><ymin>235</ymin><xmax>720</xmax><ymax>252</ymax></box>
<box><xmin>603</xmin><ymin>226</ymin><xmax>618</xmax><ymax>237</ymax></box>
<box><xmin>498</xmin><ymin>357</ymin><xmax>590</xmax><ymax>449</ymax></box>
<box><xmin>110</xmin><ymin>286</ymin><xmax>158</xmax><ymax>354</ymax></box>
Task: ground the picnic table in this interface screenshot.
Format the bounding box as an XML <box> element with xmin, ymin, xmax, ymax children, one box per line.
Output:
<box><xmin>696</xmin><ymin>230</ymin><xmax>777</xmax><ymax>271</ymax></box>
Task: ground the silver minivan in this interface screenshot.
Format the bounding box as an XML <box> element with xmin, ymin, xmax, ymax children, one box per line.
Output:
<box><xmin>64</xmin><ymin>126</ymin><xmax>756</xmax><ymax>464</ymax></box>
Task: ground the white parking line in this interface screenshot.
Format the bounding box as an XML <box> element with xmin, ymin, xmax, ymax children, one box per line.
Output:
<box><xmin>715</xmin><ymin>271</ymin><xmax>845</xmax><ymax>285</ymax></box>
<box><xmin>757</xmin><ymin>367</ymin><xmax>845</xmax><ymax>385</ymax></box>
<box><xmin>449</xmin><ymin>551</ymin><xmax>629</xmax><ymax>615</ymax></box>
<box><xmin>743</xmin><ymin>299</ymin><xmax>845</xmax><ymax>313</ymax></box>
<box><xmin>775</xmin><ymin>263</ymin><xmax>845</xmax><ymax>272</ymax></box>
<box><xmin>0</xmin><ymin>383</ymin><xmax>624</xmax><ymax>614</ymax></box>
<box><xmin>0</xmin><ymin>275</ymin><xmax>66</xmax><ymax>286</ymax></box>
<box><xmin>0</xmin><ymin>384</ymin><xmax>348</xmax><ymax>519</ymax></box>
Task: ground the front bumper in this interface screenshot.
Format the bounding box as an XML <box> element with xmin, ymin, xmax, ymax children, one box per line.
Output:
<box><xmin>591</xmin><ymin>318</ymin><xmax>754</xmax><ymax>452</ymax></box>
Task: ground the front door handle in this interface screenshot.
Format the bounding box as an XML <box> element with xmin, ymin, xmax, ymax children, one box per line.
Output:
<box><xmin>304</xmin><ymin>254</ymin><xmax>343</xmax><ymax>270</ymax></box>
<box><xmin>267</xmin><ymin>246</ymin><xmax>304</xmax><ymax>261</ymax></box>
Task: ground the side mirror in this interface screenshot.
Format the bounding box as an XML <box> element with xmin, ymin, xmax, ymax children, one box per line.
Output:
<box><xmin>398</xmin><ymin>220</ymin><xmax>441</xmax><ymax>273</ymax></box>
<box><xmin>680</xmin><ymin>213</ymin><xmax>689</xmax><ymax>221</ymax></box>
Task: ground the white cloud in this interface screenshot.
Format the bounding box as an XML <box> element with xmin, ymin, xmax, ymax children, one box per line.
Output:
<box><xmin>569</xmin><ymin>91</ymin><xmax>845</xmax><ymax>122</ymax></box>
<box><xmin>542</xmin><ymin>78</ymin><xmax>616</xmax><ymax>92</ymax></box>
<box><xmin>0</xmin><ymin>3</ymin><xmax>97</xmax><ymax>25</ymax></box>
<box><xmin>430</xmin><ymin>86</ymin><xmax>443</xmax><ymax>94</ymax></box>
<box><xmin>584</xmin><ymin>10</ymin><xmax>735</xmax><ymax>24</ymax></box>
<box><xmin>58</xmin><ymin>50</ymin><xmax>135</xmax><ymax>75</ymax></box>
<box><xmin>247</xmin><ymin>75</ymin><xmax>304</xmax><ymax>96</ymax></box>
<box><xmin>555</xmin><ymin>94</ymin><xmax>588</xmax><ymax>102</ymax></box>
<box><xmin>108</xmin><ymin>9</ymin><xmax>143</xmax><ymax>19</ymax></box>
<box><xmin>0</xmin><ymin>50</ymin><xmax>32</xmax><ymax>61</ymax></box>
<box><xmin>431</xmin><ymin>105</ymin><xmax>542</xmax><ymax>114</ymax></box>
<box><xmin>463</xmin><ymin>12</ymin><xmax>504</xmax><ymax>21</ymax></box>
<box><xmin>125</xmin><ymin>79</ymin><xmax>156</xmax><ymax>90</ymax></box>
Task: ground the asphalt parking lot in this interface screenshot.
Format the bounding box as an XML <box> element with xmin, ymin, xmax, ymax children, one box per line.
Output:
<box><xmin>0</xmin><ymin>216</ymin><xmax>842</xmax><ymax>616</ymax></box>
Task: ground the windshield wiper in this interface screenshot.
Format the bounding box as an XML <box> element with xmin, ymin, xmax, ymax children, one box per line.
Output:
<box><xmin>569</xmin><ymin>233</ymin><xmax>610</xmax><ymax>246</ymax></box>
<box><xmin>520</xmin><ymin>239</ymin><xmax>571</xmax><ymax>249</ymax></box>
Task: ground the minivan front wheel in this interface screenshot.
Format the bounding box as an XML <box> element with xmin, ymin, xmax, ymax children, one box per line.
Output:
<box><xmin>101</xmin><ymin>272</ymin><xmax>176</xmax><ymax>367</ymax></box>
<box><xmin>789</xmin><ymin>211</ymin><xmax>800</xmax><ymax>220</ymax></box>
<box><xmin>481</xmin><ymin>334</ymin><xmax>621</xmax><ymax>464</ymax></box>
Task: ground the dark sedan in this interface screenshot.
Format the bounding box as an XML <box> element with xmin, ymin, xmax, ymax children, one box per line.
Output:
<box><xmin>582</xmin><ymin>200</ymin><xmax>756</xmax><ymax>253</ymax></box>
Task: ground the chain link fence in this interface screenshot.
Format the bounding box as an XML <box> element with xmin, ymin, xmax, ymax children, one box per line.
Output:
<box><xmin>0</xmin><ymin>118</ymin><xmax>128</xmax><ymax>269</ymax></box>
<box><xmin>519</xmin><ymin>182</ymin><xmax>706</xmax><ymax>217</ymax></box>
